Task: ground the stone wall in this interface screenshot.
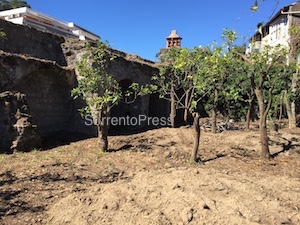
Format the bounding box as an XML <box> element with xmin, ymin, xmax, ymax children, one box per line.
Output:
<box><xmin>0</xmin><ymin>19</ymin><xmax>168</xmax><ymax>151</ymax></box>
<box><xmin>60</xmin><ymin>35</ymin><xmax>168</xmax><ymax>130</ymax></box>
<box><xmin>0</xmin><ymin>91</ymin><xmax>41</xmax><ymax>153</ymax></box>
<box><xmin>0</xmin><ymin>19</ymin><xmax>67</xmax><ymax>66</ymax></box>
<box><xmin>0</xmin><ymin>51</ymin><xmax>93</xmax><ymax>141</ymax></box>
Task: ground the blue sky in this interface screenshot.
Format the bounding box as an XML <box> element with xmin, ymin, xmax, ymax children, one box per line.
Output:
<box><xmin>26</xmin><ymin>0</ymin><xmax>295</xmax><ymax>61</ymax></box>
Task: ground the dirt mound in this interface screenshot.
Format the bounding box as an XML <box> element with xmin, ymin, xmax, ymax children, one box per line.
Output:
<box><xmin>46</xmin><ymin>168</ymin><xmax>300</xmax><ymax>225</ymax></box>
<box><xmin>45</xmin><ymin>128</ymin><xmax>300</xmax><ymax>225</ymax></box>
<box><xmin>0</xmin><ymin>127</ymin><xmax>300</xmax><ymax>224</ymax></box>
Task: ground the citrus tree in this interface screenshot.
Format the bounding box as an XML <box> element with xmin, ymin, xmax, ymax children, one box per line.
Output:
<box><xmin>173</xmin><ymin>47</ymin><xmax>211</xmax><ymax>124</ymax></box>
<box><xmin>72</xmin><ymin>41</ymin><xmax>122</xmax><ymax>151</ymax></box>
<box><xmin>282</xmin><ymin>62</ymin><xmax>299</xmax><ymax>129</ymax></box>
<box><xmin>200</xmin><ymin>53</ymin><xmax>241</xmax><ymax>131</ymax></box>
<box><xmin>156</xmin><ymin>47</ymin><xmax>211</xmax><ymax>161</ymax></box>
<box><xmin>246</xmin><ymin>45</ymin><xmax>288</xmax><ymax>159</ymax></box>
<box><xmin>198</xmin><ymin>29</ymin><xmax>241</xmax><ymax>133</ymax></box>
<box><xmin>284</xmin><ymin>25</ymin><xmax>300</xmax><ymax>128</ymax></box>
<box><xmin>154</xmin><ymin>47</ymin><xmax>183</xmax><ymax>127</ymax></box>
<box><xmin>172</xmin><ymin>47</ymin><xmax>211</xmax><ymax>161</ymax></box>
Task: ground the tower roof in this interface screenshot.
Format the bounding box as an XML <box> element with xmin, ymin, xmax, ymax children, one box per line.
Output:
<box><xmin>167</xmin><ymin>30</ymin><xmax>181</xmax><ymax>39</ymax></box>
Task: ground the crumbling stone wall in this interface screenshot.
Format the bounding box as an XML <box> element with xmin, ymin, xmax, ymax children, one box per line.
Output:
<box><xmin>0</xmin><ymin>51</ymin><xmax>92</xmax><ymax>140</ymax></box>
<box><xmin>0</xmin><ymin>19</ymin><xmax>67</xmax><ymax>66</ymax></box>
<box><xmin>61</xmin><ymin>36</ymin><xmax>168</xmax><ymax>129</ymax></box>
<box><xmin>0</xmin><ymin>91</ymin><xmax>41</xmax><ymax>153</ymax></box>
<box><xmin>0</xmin><ymin>19</ymin><xmax>168</xmax><ymax>149</ymax></box>
<box><xmin>55</xmin><ymin>37</ymin><xmax>165</xmax><ymax>131</ymax></box>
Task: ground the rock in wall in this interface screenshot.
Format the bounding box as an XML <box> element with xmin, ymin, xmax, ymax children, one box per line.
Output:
<box><xmin>0</xmin><ymin>91</ymin><xmax>41</xmax><ymax>153</ymax></box>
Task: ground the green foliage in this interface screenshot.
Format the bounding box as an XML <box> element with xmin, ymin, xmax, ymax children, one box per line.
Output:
<box><xmin>197</xmin><ymin>42</ymin><xmax>244</xmax><ymax>116</ymax></box>
<box><xmin>282</xmin><ymin>62</ymin><xmax>298</xmax><ymax>102</ymax></box>
<box><xmin>155</xmin><ymin>28</ymin><xmax>297</xmax><ymax>127</ymax></box>
<box><xmin>288</xmin><ymin>25</ymin><xmax>300</xmax><ymax>56</ymax></box>
<box><xmin>10</xmin><ymin>0</ymin><xmax>30</xmax><ymax>8</ymax></box>
<box><xmin>245</xmin><ymin>44</ymin><xmax>290</xmax><ymax>121</ymax></box>
<box><xmin>222</xmin><ymin>28</ymin><xmax>238</xmax><ymax>43</ymax></box>
<box><xmin>0</xmin><ymin>28</ymin><xmax>6</xmax><ymax>39</ymax></box>
<box><xmin>158</xmin><ymin>30</ymin><xmax>294</xmax><ymax>125</ymax></box>
<box><xmin>126</xmin><ymin>82</ymin><xmax>157</xmax><ymax>98</ymax></box>
<box><xmin>155</xmin><ymin>29</ymin><xmax>252</xmax><ymax>121</ymax></box>
<box><xmin>219</xmin><ymin>51</ymin><xmax>250</xmax><ymax>120</ymax></box>
<box><xmin>289</xmin><ymin>26</ymin><xmax>300</xmax><ymax>35</ymax></box>
<box><xmin>71</xmin><ymin>41</ymin><xmax>122</xmax><ymax>117</ymax></box>
<box><xmin>155</xmin><ymin>46</ymin><xmax>212</xmax><ymax>114</ymax></box>
<box><xmin>152</xmin><ymin>47</ymin><xmax>183</xmax><ymax>100</ymax></box>
<box><xmin>31</xmin><ymin>148</ymin><xmax>41</xmax><ymax>153</ymax></box>
<box><xmin>0</xmin><ymin>0</ymin><xmax>30</xmax><ymax>11</ymax></box>
<box><xmin>173</xmin><ymin>47</ymin><xmax>211</xmax><ymax>112</ymax></box>
<box><xmin>222</xmin><ymin>28</ymin><xmax>238</xmax><ymax>51</ymax></box>
<box><xmin>248</xmin><ymin>45</ymin><xmax>288</xmax><ymax>85</ymax></box>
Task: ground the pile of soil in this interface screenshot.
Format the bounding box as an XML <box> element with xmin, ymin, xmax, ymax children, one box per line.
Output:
<box><xmin>0</xmin><ymin>126</ymin><xmax>299</xmax><ymax>224</ymax></box>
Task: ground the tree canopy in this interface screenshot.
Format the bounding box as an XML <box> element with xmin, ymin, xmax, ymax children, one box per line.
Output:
<box><xmin>0</xmin><ymin>0</ymin><xmax>30</xmax><ymax>11</ymax></box>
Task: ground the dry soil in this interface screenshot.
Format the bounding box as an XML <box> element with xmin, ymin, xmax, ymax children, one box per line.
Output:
<box><xmin>0</xmin><ymin>126</ymin><xmax>300</xmax><ymax>225</ymax></box>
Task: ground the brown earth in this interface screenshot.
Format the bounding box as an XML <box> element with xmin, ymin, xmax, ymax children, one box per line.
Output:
<box><xmin>0</xmin><ymin>126</ymin><xmax>300</xmax><ymax>225</ymax></box>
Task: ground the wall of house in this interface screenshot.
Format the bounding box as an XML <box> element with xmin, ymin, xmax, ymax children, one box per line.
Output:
<box><xmin>248</xmin><ymin>2</ymin><xmax>300</xmax><ymax>53</ymax></box>
<box><xmin>268</xmin><ymin>16</ymin><xmax>289</xmax><ymax>47</ymax></box>
<box><xmin>289</xmin><ymin>3</ymin><xmax>300</xmax><ymax>57</ymax></box>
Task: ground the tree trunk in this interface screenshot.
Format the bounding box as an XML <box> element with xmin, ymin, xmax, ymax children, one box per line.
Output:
<box><xmin>284</xmin><ymin>70</ymin><xmax>297</xmax><ymax>129</ymax></box>
<box><xmin>184</xmin><ymin>91</ymin><xmax>189</xmax><ymax>124</ymax></box>
<box><xmin>284</xmin><ymin>91</ymin><xmax>296</xmax><ymax>129</ymax></box>
<box><xmin>170</xmin><ymin>84</ymin><xmax>176</xmax><ymax>128</ymax></box>
<box><xmin>170</xmin><ymin>82</ymin><xmax>176</xmax><ymax>128</ymax></box>
<box><xmin>246</xmin><ymin>88</ymin><xmax>255</xmax><ymax>130</ymax></box>
<box><xmin>245</xmin><ymin>102</ymin><xmax>252</xmax><ymax>130</ymax></box>
<box><xmin>278</xmin><ymin>96</ymin><xmax>283</xmax><ymax>127</ymax></box>
<box><xmin>260</xmin><ymin>117</ymin><xmax>270</xmax><ymax>159</ymax></box>
<box><xmin>290</xmin><ymin>72</ymin><xmax>298</xmax><ymax>128</ymax></box>
<box><xmin>291</xmin><ymin>102</ymin><xmax>296</xmax><ymax>128</ymax></box>
<box><xmin>211</xmin><ymin>109</ymin><xmax>217</xmax><ymax>133</ymax></box>
<box><xmin>255</xmin><ymin>89</ymin><xmax>271</xmax><ymax>160</ymax></box>
<box><xmin>98</xmin><ymin>109</ymin><xmax>109</xmax><ymax>152</ymax></box>
<box><xmin>211</xmin><ymin>89</ymin><xmax>218</xmax><ymax>133</ymax></box>
<box><xmin>191</xmin><ymin>112</ymin><xmax>201</xmax><ymax>162</ymax></box>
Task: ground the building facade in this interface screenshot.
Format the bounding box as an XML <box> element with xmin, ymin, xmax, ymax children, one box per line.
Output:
<box><xmin>0</xmin><ymin>7</ymin><xmax>100</xmax><ymax>41</ymax></box>
<box><xmin>247</xmin><ymin>1</ymin><xmax>300</xmax><ymax>55</ymax></box>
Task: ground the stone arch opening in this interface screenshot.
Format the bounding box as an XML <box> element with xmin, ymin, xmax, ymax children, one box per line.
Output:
<box><xmin>110</xmin><ymin>78</ymin><xmax>148</xmax><ymax>133</ymax></box>
<box><xmin>119</xmin><ymin>78</ymin><xmax>134</xmax><ymax>105</ymax></box>
<box><xmin>13</xmin><ymin>69</ymin><xmax>73</xmax><ymax>138</ymax></box>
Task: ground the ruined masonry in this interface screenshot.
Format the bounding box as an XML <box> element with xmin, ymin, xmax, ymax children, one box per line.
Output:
<box><xmin>0</xmin><ymin>19</ymin><xmax>166</xmax><ymax>153</ymax></box>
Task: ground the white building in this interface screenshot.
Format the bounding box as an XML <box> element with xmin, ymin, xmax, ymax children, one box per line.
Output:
<box><xmin>247</xmin><ymin>1</ymin><xmax>300</xmax><ymax>54</ymax></box>
<box><xmin>0</xmin><ymin>7</ymin><xmax>100</xmax><ymax>42</ymax></box>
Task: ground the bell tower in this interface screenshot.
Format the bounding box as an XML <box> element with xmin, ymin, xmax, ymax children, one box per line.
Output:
<box><xmin>166</xmin><ymin>30</ymin><xmax>182</xmax><ymax>48</ymax></box>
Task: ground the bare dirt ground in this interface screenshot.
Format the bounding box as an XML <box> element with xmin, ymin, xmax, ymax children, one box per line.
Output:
<box><xmin>0</xmin><ymin>125</ymin><xmax>300</xmax><ymax>225</ymax></box>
